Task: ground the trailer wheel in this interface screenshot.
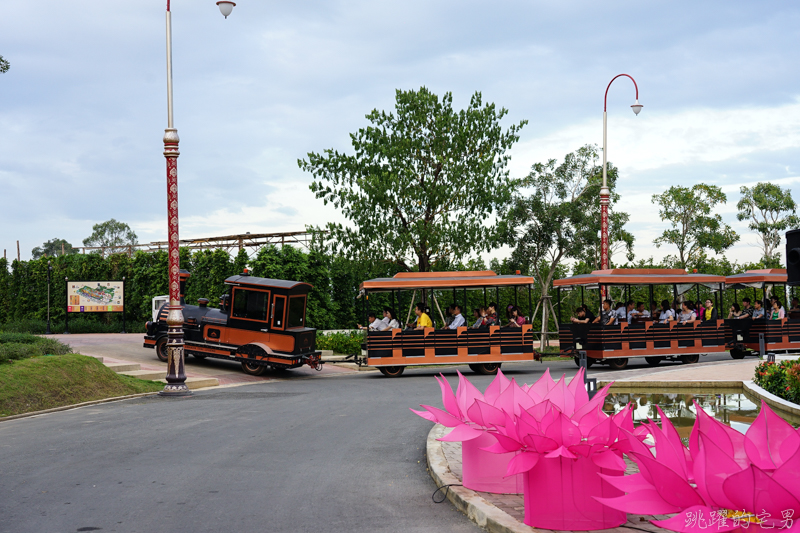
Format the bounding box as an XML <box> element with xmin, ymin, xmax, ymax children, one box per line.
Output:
<box><xmin>606</xmin><ymin>358</ymin><xmax>629</xmax><ymax>370</ymax></box>
<box><xmin>645</xmin><ymin>357</ymin><xmax>664</xmax><ymax>367</ymax></box>
<box><xmin>378</xmin><ymin>366</ymin><xmax>405</xmax><ymax>377</ymax></box>
<box><xmin>155</xmin><ymin>337</ymin><xmax>169</xmax><ymax>362</ymax></box>
<box><xmin>730</xmin><ymin>349</ymin><xmax>746</xmax><ymax>359</ymax></box>
<box><xmin>680</xmin><ymin>354</ymin><xmax>700</xmax><ymax>364</ymax></box>
<box><xmin>241</xmin><ymin>361</ymin><xmax>268</xmax><ymax>376</ymax></box>
<box><xmin>469</xmin><ymin>363</ymin><xmax>501</xmax><ymax>375</ymax></box>
<box><xmin>573</xmin><ymin>357</ymin><xmax>594</xmax><ymax>368</ymax></box>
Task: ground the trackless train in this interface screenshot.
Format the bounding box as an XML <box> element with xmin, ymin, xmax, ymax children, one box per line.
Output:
<box><xmin>143</xmin><ymin>270</ymin><xmax>323</xmax><ymax>375</ymax></box>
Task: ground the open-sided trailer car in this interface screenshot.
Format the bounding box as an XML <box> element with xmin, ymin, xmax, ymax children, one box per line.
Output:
<box><xmin>356</xmin><ymin>271</ymin><xmax>537</xmax><ymax>377</ymax></box>
<box><xmin>553</xmin><ymin>268</ymin><xmax>728</xmax><ymax>369</ymax></box>
<box><xmin>725</xmin><ymin>268</ymin><xmax>800</xmax><ymax>358</ymax></box>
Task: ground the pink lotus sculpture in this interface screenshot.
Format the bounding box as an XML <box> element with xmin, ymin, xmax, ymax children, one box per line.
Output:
<box><xmin>412</xmin><ymin>368</ymin><xmax>641</xmax><ymax>532</ymax></box>
<box><xmin>412</xmin><ymin>368</ymin><xmax>602</xmax><ymax>493</ymax></box>
<box><xmin>596</xmin><ymin>400</ymin><xmax>800</xmax><ymax>533</ymax></box>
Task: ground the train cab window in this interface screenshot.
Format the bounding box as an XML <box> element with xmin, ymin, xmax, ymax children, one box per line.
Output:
<box><xmin>288</xmin><ymin>296</ymin><xmax>306</xmax><ymax>329</ymax></box>
<box><xmin>272</xmin><ymin>295</ymin><xmax>286</xmax><ymax>330</ymax></box>
<box><xmin>231</xmin><ymin>289</ymin><xmax>269</xmax><ymax>321</ymax></box>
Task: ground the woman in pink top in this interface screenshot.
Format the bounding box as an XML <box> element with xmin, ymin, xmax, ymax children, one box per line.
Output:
<box><xmin>505</xmin><ymin>306</ymin><xmax>526</xmax><ymax>327</ymax></box>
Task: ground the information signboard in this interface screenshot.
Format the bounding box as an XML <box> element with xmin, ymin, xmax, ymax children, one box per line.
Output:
<box><xmin>67</xmin><ymin>281</ymin><xmax>124</xmax><ymax>313</ymax></box>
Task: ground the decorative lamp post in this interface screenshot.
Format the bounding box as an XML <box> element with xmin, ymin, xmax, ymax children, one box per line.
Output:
<box><xmin>600</xmin><ymin>74</ymin><xmax>641</xmax><ymax>296</ymax></box>
<box><xmin>46</xmin><ymin>260</ymin><xmax>52</xmax><ymax>335</ymax></box>
<box><xmin>160</xmin><ymin>0</ymin><xmax>235</xmax><ymax>397</ymax></box>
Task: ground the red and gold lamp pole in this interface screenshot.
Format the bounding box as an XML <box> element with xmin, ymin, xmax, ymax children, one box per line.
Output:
<box><xmin>600</xmin><ymin>74</ymin><xmax>642</xmax><ymax>297</ymax></box>
<box><xmin>159</xmin><ymin>0</ymin><xmax>236</xmax><ymax>396</ymax></box>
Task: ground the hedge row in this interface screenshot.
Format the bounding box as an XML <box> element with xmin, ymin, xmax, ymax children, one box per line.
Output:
<box><xmin>0</xmin><ymin>246</ymin><xmax>402</xmax><ymax>332</ymax></box>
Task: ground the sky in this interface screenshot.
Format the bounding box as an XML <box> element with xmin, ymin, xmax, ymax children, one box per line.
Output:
<box><xmin>1</xmin><ymin>0</ymin><xmax>799</xmax><ymax>267</ymax></box>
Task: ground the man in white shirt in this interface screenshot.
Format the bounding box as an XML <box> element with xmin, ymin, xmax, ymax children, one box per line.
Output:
<box><xmin>447</xmin><ymin>305</ymin><xmax>466</xmax><ymax>329</ymax></box>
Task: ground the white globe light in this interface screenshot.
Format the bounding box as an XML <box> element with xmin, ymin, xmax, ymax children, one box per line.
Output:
<box><xmin>216</xmin><ymin>1</ymin><xmax>235</xmax><ymax>18</ymax></box>
<box><xmin>631</xmin><ymin>100</ymin><xmax>643</xmax><ymax>115</ymax></box>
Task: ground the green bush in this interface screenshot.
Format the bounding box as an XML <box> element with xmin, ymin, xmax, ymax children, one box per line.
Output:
<box><xmin>754</xmin><ymin>359</ymin><xmax>800</xmax><ymax>404</ymax></box>
<box><xmin>316</xmin><ymin>331</ymin><xmax>364</xmax><ymax>354</ymax></box>
<box><xmin>0</xmin><ymin>336</ymin><xmax>71</xmax><ymax>364</ymax></box>
<box><xmin>0</xmin><ymin>317</ymin><xmax>144</xmax><ymax>334</ymax></box>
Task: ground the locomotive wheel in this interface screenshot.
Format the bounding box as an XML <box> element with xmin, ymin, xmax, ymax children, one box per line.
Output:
<box><xmin>680</xmin><ymin>354</ymin><xmax>700</xmax><ymax>364</ymax></box>
<box><xmin>606</xmin><ymin>358</ymin><xmax>629</xmax><ymax>370</ymax></box>
<box><xmin>730</xmin><ymin>349</ymin><xmax>746</xmax><ymax>360</ymax></box>
<box><xmin>645</xmin><ymin>357</ymin><xmax>664</xmax><ymax>367</ymax></box>
<box><xmin>155</xmin><ymin>337</ymin><xmax>169</xmax><ymax>362</ymax></box>
<box><xmin>241</xmin><ymin>360</ymin><xmax>268</xmax><ymax>376</ymax></box>
<box><xmin>469</xmin><ymin>363</ymin><xmax>501</xmax><ymax>375</ymax></box>
<box><xmin>378</xmin><ymin>366</ymin><xmax>405</xmax><ymax>377</ymax></box>
<box><xmin>573</xmin><ymin>357</ymin><xmax>594</xmax><ymax>368</ymax></box>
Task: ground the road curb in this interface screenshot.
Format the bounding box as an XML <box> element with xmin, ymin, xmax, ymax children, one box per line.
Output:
<box><xmin>426</xmin><ymin>424</ymin><xmax>534</xmax><ymax>533</ymax></box>
<box><xmin>743</xmin><ymin>380</ymin><xmax>800</xmax><ymax>417</ymax></box>
<box><xmin>0</xmin><ymin>392</ymin><xmax>160</xmax><ymax>423</ymax></box>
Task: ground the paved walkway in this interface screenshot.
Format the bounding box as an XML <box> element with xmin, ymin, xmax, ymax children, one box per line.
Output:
<box><xmin>50</xmin><ymin>333</ymin><xmax>355</xmax><ymax>387</ymax></box>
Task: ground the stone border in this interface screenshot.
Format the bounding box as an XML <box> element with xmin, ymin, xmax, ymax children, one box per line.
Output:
<box><xmin>743</xmin><ymin>380</ymin><xmax>800</xmax><ymax>417</ymax></box>
<box><xmin>598</xmin><ymin>380</ymin><xmax>744</xmax><ymax>389</ymax></box>
<box><xmin>426</xmin><ymin>424</ymin><xmax>535</xmax><ymax>533</ymax></box>
<box><xmin>0</xmin><ymin>392</ymin><xmax>160</xmax><ymax>423</ymax></box>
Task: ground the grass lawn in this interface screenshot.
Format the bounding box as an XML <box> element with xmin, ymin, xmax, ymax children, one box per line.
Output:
<box><xmin>0</xmin><ymin>354</ymin><xmax>163</xmax><ymax>418</ymax></box>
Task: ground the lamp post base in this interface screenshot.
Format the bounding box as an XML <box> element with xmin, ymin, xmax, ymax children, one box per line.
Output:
<box><xmin>159</xmin><ymin>384</ymin><xmax>192</xmax><ymax>397</ymax></box>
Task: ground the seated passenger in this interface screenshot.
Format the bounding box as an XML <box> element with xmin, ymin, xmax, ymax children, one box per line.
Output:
<box><xmin>571</xmin><ymin>307</ymin><xmax>590</xmax><ymax>324</ymax></box>
<box><xmin>410</xmin><ymin>303</ymin><xmax>433</xmax><ymax>329</ymax></box>
<box><xmin>770</xmin><ymin>299</ymin><xmax>786</xmax><ymax>320</ymax></box>
<box><xmin>358</xmin><ymin>312</ymin><xmax>385</xmax><ymax>331</ymax></box>
<box><xmin>483</xmin><ymin>302</ymin><xmax>499</xmax><ymax>326</ymax></box>
<box><xmin>614</xmin><ymin>302</ymin><xmax>627</xmax><ymax>322</ymax></box>
<box><xmin>678</xmin><ymin>302</ymin><xmax>696</xmax><ymax>324</ymax></box>
<box><xmin>790</xmin><ymin>297</ymin><xmax>800</xmax><ymax>313</ymax></box>
<box><xmin>752</xmin><ymin>300</ymin><xmax>765</xmax><ymax>319</ymax></box>
<box><xmin>581</xmin><ymin>304</ymin><xmax>596</xmax><ymax>322</ymax></box>
<box><xmin>593</xmin><ymin>299</ymin><xmax>617</xmax><ymax>326</ymax></box>
<box><xmin>624</xmin><ymin>300</ymin><xmax>636</xmax><ymax>323</ymax></box>
<box><xmin>470</xmin><ymin>307</ymin><xmax>484</xmax><ymax>328</ymax></box>
<box><xmin>379</xmin><ymin>308</ymin><xmax>401</xmax><ymax>330</ymax></box>
<box><xmin>505</xmin><ymin>306</ymin><xmax>525</xmax><ymax>327</ymax></box>
<box><xmin>727</xmin><ymin>303</ymin><xmax>743</xmax><ymax>319</ymax></box>
<box><xmin>650</xmin><ymin>302</ymin><xmax>660</xmax><ymax>318</ymax></box>
<box><xmin>702</xmin><ymin>299</ymin><xmax>717</xmax><ymax>321</ymax></box>
<box><xmin>631</xmin><ymin>301</ymin><xmax>649</xmax><ymax>320</ymax></box>
<box><xmin>444</xmin><ymin>304</ymin><xmax>456</xmax><ymax>327</ymax></box>
<box><xmin>446</xmin><ymin>304</ymin><xmax>466</xmax><ymax>329</ymax></box>
<box><xmin>658</xmin><ymin>299</ymin><xmax>675</xmax><ymax>323</ymax></box>
<box><xmin>738</xmin><ymin>298</ymin><xmax>754</xmax><ymax>319</ymax></box>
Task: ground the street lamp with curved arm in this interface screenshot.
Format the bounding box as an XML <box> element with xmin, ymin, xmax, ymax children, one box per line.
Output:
<box><xmin>160</xmin><ymin>1</ymin><xmax>236</xmax><ymax>396</ymax></box>
<box><xmin>600</xmin><ymin>73</ymin><xmax>642</xmax><ymax>274</ymax></box>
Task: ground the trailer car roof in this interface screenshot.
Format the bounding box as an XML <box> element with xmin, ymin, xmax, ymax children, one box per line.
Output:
<box><xmin>360</xmin><ymin>270</ymin><xmax>535</xmax><ymax>291</ymax></box>
<box><xmin>725</xmin><ymin>269</ymin><xmax>787</xmax><ymax>286</ymax></box>
<box><xmin>553</xmin><ymin>268</ymin><xmax>726</xmax><ymax>287</ymax></box>
<box><xmin>225</xmin><ymin>274</ymin><xmax>312</xmax><ymax>291</ymax></box>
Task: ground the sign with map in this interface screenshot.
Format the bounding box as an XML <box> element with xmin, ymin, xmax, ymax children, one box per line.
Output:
<box><xmin>67</xmin><ymin>281</ymin><xmax>124</xmax><ymax>313</ymax></box>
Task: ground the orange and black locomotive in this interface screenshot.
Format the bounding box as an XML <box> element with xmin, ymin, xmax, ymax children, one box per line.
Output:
<box><xmin>143</xmin><ymin>270</ymin><xmax>322</xmax><ymax>375</ymax></box>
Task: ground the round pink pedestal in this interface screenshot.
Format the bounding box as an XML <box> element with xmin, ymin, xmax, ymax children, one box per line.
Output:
<box><xmin>462</xmin><ymin>433</ymin><xmax>524</xmax><ymax>494</ymax></box>
<box><xmin>523</xmin><ymin>456</ymin><xmax>626</xmax><ymax>530</ymax></box>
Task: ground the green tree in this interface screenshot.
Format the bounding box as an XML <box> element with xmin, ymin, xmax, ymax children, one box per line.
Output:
<box><xmin>651</xmin><ymin>184</ymin><xmax>738</xmax><ymax>268</ymax></box>
<box><xmin>31</xmin><ymin>238</ymin><xmax>77</xmax><ymax>259</ymax></box>
<box><xmin>736</xmin><ymin>182</ymin><xmax>799</xmax><ymax>266</ymax></box>
<box><xmin>503</xmin><ymin>145</ymin><xmax>633</xmax><ymax>349</ymax></box>
<box><xmin>82</xmin><ymin>219</ymin><xmax>138</xmax><ymax>256</ymax></box>
<box><xmin>0</xmin><ymin>55</ymin><xmax>9</xmax><ymax>74</ymax></box>
<box><xmin>299</xmin><ymin>87</ymin><xmax>527</xmax><ymax>272</ymax></box>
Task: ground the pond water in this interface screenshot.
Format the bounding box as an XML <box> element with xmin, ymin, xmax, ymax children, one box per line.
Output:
<box><xmin>602</xmin><ymin>389</ymin><xmax>800</xmax><ymax>438</ymax></box>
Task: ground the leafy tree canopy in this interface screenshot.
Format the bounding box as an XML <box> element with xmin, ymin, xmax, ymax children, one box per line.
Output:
<box><xmin>652</xmin><ymin>184</ymin><xmax>738</xmax><ymax>269</ymax></box>
<box><xmin>300</xmin><ymin>87</ymin><xmax>527</xmax><ymax>272</ymax></box>
<box><xmin>503</xmin><ymin>144</ymin><xmax>633</xmax><ymax>348</ymax></box>
<box><xmin>82</xmin><ymin>219</ymin><xmax>138</xmax><ymax>256</ymax></box>
<box><xmin>0</xmin><ymin>55</ymin><xmax>9</xmax><ymax>74</ymax></box>
<box><xmin>31</xmin><ymin>238</ymin><xmax>77</xmax><ymax>260</ymax></box>
<box><xmin>736</xmin><ymin>182</ymin><xmax>798</xmax><ymax>266</ymax></box>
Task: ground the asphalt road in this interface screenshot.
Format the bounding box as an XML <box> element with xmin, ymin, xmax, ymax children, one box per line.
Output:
<box><xmin>0</xmin><ymin>353</ymin><xmax>737</xmax><ymax>533</ymax></box>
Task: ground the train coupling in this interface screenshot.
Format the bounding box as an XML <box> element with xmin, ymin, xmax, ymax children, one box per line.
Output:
<box><xmin>301</xmin><ymin>353</ymin><xmax>324</xmax><ymax>371</ymax></box>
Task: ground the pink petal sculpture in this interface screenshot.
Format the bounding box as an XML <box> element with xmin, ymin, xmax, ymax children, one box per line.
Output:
<box><xmin>595</xmin><ymin>400</ymin><xmax>800</xmax><ymax>533</ymax></box>
<box><xmin>413</xmin><ymin>368</ymin><xmax>637</xmax><ymax>532</ymax></box>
